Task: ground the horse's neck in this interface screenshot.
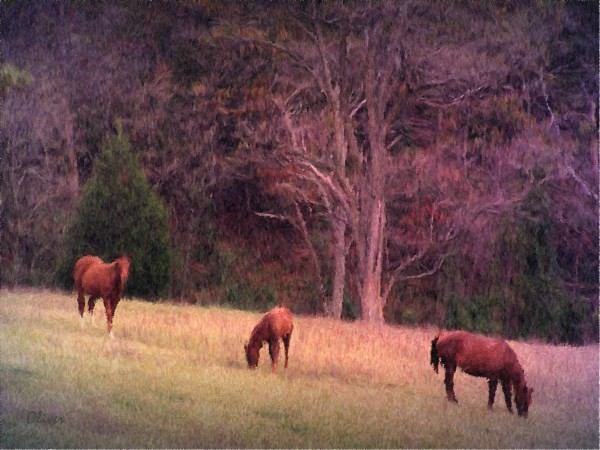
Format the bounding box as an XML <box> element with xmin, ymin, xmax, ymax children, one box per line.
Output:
<box><xmin>107</xmin><ymin>261</ymin><xmax>124</xmax><ymax>295</ymax></box>
<box><xmin>508</xmin><ymin>361</ymin><xmax>525</xmax><ymax>387</ymax></box>
<box><xmin>247</xmin><ymin>335</ymin><xmax>261</xmax><ymax>353</ymax></box>
<box><xmin>249</xmin><ymin>325</ymin><xmax>266</xmax><ymax>347</ymax></box>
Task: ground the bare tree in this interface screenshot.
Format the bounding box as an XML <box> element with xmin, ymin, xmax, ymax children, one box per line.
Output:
<box><xmin>220</xmin><ymin>1</ymin><xmax>585</xmax><ymax>323</ymax></box>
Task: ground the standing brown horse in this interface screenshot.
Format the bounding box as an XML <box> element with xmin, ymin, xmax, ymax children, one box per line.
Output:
<box><xmin>73</xmin><ymin>255</ymin><xmax>131</xmax><ymax>337</ymax></box>
<box><xmin>430</xmin><ymin>330</ymin><xmax>533</xmax><ymax>417</ymax></box>
<box><xmin>244</xmin><ymin>305</ymin><xmax>293</xmax><ymax>372</ymax></box>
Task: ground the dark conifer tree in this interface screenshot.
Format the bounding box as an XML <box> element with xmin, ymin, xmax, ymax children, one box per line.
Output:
<box><xmin>57</xmin><ymin>124</ymin><xmax>173</xmax><ymax>299</ymax></box>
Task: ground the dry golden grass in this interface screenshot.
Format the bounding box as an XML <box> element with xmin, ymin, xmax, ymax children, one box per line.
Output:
<box><xmin>1</xmin><ymin>288</ymin><xmax>598</xmax><ymax>448</ymax></box>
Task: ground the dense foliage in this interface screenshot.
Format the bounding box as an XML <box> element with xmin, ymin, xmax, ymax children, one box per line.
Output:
<box><xmin>1</xmin><ymin>1</ymin><xmax>597</xmax><ymax>343</ymax></box>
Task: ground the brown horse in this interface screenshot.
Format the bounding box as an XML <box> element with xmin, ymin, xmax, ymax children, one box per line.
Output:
<box><xmin>244</xmin><ymin>305</ymin><xmax>293</xmax><ymax>372</ymax></box>
<box><xmin>430</xmin><ymin>330</ymin><xmax>533</xmax><ymax>418</ymax></box>
<box><xmin>73</xmin><ymin>255</ymin><xmax>131</xmax><ymax>337</ymax></box>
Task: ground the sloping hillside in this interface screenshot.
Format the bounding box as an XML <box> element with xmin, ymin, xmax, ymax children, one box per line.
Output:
<box><xmin>1</xmin><ymin>289</ymin><xmax>597</xmax><ymax>448</ymax></box>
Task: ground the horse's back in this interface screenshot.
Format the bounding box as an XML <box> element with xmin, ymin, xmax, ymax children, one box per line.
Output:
<box><xmin>265</xmin><ymin>306</ymin><xmax>293</xmax><ymax>338</ymax></box>
<box><xmin>438</xmin><ymin>330</ymin><xmax>516</xmax><ymax>377</ymax></box>
<box><xmin>80</xmin><ymin>260</ymin><xmax>118</xmax><ymax>297</ymax></box>
<box><xmin>74</xmin><ymin>256</ymin><xmax>103</xmax><ymax>288</ymax></box>
<box><xmin>436</xmin><ymin>330</ymin><xmax>467</xmax><ymax>357</ymax></box>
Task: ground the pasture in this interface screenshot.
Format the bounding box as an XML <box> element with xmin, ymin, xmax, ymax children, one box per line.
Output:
<box><xmin>1</xmin><ymin>289</ymin><xmax>598</xmax><ymax>448</ymax></box>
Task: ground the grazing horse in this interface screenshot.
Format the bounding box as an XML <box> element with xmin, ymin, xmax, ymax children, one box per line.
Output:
<box><xmin>430</xmin><ymin>330</ymin><xmax>533</xmax><ymax>418</ymax></box>
<box><xmin>244</xmin><ymin>305</ymin><xmax>293</xmax><ymax>372</ymax></box>
<box><xmin>73</xmin><ymin>255</ymin><xmax>131</xmax><ymax>337</ymax></box>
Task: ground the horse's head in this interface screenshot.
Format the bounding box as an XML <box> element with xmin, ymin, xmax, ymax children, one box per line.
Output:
<box><xmin>117</xmin><ymin>255</ymin><xmax>131</xmax><ymax>281</ymax></box>
<box><xmin>244</xmin><ymin>340</ymin><xmax>260</xmax><ymax>369</ymax></box>
<box><xmin>111</xmin><ymin>255</ymin><xmax>131</xmax><ymax>297</ymax></box>
<box><xmin>515</xmin><ymin>381</ymin><xmax>534</xmax><ymax>418</ymax></box>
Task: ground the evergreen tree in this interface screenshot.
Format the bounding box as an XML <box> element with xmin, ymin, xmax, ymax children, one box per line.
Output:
<box><xmin>57</xmin><ymin>125</ymin><xmax>173</xmax><ymax>299</ymax></box>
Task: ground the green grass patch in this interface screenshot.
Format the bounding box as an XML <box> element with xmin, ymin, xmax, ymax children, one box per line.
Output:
<box><xmin>0</xmin><ymin>289</ymin><xmax>598</xmax><ymax>448</ymax></box>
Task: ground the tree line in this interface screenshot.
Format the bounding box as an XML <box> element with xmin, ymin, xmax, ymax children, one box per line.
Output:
<box><xmin>1</xmin><ymin>1</ymin><xmax>597</xmax><ymax>343</ymax></box>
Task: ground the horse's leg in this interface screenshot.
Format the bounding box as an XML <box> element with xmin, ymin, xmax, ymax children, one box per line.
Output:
<box><xmin>282</xmin><ymin>334</ymin><xmax>291</xmax><ymax>369</ymax></box>
<box><xmin>110</xmin><ymin>297</ymin><xmax>120</xmax><ymax>339</ymax></box>
<box><xmin>268</xmin><ymin>337</ymin><xmax>280</xmax><ymax>373</ymax></box>
<box><xmin>443</xmin><ymin>362</ymin><xmax>458</xmax><ymax>403</ymax></box>
<box><xmin>501</xmin><ymin>378</ymin><xmax>513</xmax><ymax>413</ymax></box>
<box><xmin>103</xmin><ymin>297</ymin><xmax>115</xmax><ymax>338</ymax></box>
<box><xmin>87</xmin><ymin>296</ymin><xmax>99</xmax><ymax>326</ymax></box>
<box><xmin>488</xmin><ymin>378</ymin><xmax>498</xmax><ymax>409</ymax></box>
<box><xmin>77</xmin><ymin>291</ymin><xmax>86</xmax><ymax>326</ymax></box>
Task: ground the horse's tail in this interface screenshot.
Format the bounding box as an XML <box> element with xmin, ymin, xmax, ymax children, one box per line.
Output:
<box><xmin>430</xmin><ymin>336</ymin><xmax>440</xmax><ymax>374</ymax></box>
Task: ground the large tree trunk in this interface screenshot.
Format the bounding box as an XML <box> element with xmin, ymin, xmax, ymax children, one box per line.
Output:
<box><xmin>329</xmin><ymin>213</ymin><xmax>347</xmax><ymax>319</ymax></box>
<box><xmin>361</xmin><ymin>274</ymin><xmax>384</xmax><ymax>323</ymax></box>
<box><xmin>358</xmin><ymin>198</ymin><xmax>386</xmax><ymax>323</ymax></box>
<box><xmin>356</xmin><ymin>32</ymin><xmax>389</xmax><ymax>323</ymax></box>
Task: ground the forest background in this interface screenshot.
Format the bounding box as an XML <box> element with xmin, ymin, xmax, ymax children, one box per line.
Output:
<box><xmin>1</xmin><ymin>1</ymin><xmax>598</xmax><ymax>344</ymax></box>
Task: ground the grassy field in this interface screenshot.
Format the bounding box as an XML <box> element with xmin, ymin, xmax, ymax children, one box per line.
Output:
<box><xmin>0</xmin><ymin>289</ymin><xmax>598</xmax><ymax>448</ymax></box>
